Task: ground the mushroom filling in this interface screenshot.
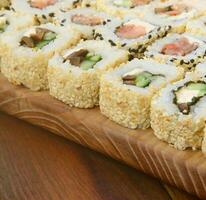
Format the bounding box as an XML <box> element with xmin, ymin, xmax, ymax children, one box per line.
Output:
<box><xmin>161</xmin><ymin>37</ymin><xmax>199</xmax><ymax>56</ymax></box>
<box><xmin>28</xmin><ymin>0</ymin><xmax>57</xmax><ymax>9</ymax></box>
<box><xmin>63</xmin><ymin>49</ymin><xmax>102</xmax><ymax>70</ymax></box>
<box><xmin>20</xmin><ymin>28</ymin><xmax>57</xmax><ymax>49</ymax></box>
<box><xmin>122</xmin><ymin>69</ymin><xmax>164</xmax><ymax>88</ymax></box>
<box><xmin>0</xmin><ymin>15</ymin><xmax>9</xmax><ymax>33</ymax></box>
<box><xmin>154</xmin><ymin>3</ymin><xmax>189</xmax><ymax>16</ymax></box>
<box><xmin>113</xmin><ymin>0</ymin><xmax>152</xmax><ymax>8</ymax></box>
<box><xmin>173</xmin><ymin>81</ymin><xmax>206</xmax><ymax>115</ymax></box>
<box><xmin>71</xmin><ymin>14</ymin><xmax>103</xmax><ymax>26</ymax></box>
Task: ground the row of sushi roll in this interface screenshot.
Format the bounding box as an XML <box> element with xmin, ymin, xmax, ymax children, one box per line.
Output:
<box><xmin>1</xmin><ymin>0</ymin><xmax>206</xmax><ymax>152</ymax></box>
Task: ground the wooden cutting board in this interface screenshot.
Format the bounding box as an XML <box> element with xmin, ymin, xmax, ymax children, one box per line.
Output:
<box><xmin>0</xmin><ymin>74</ymin><xmax>206</xmax><ymax>199</ymax></box>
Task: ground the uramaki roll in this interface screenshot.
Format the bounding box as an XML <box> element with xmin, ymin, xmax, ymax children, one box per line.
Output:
<box><xmin>48</xmin><ymin>40</ymin><xmax>128</xmax><ymax>108</ymax></box>
<box><xmin>151</xmin><ymin>73</ymin><xmax>206</xmax><ymax>150</ymax></box>
<box><xmin>1</xmin><ymin>23</ymin><xmax>81</xmax><ymax>91</ymax></box>
<box><xmin>142</xmin><ymin>0</ymin><xmax>199</xmax><ymax>33</ymax></box>
<box><xmin>11</xmin><ymin>0</ymin><xmax>81</xmax><ymax>24</ymax></box>
<box><xmin>145</xmin><ymin>33</ymin><xmax>206</xmax><ymax>71</ymax></box>
<box><xmin>100</xmin><ymin>58</ymin><xmax>184</xmax><ymax>129</ymax></box>
<box><xmin>96</xmin><ymin>0</ymin><xmax>154</xmax><ymax>18</ymax></box>
<box><xmin>56</xmin><ymin>7</ymin><xmax>118</xmax><ymax>39</ymax></box>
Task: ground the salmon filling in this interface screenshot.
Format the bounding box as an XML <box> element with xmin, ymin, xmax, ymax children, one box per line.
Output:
<box><xmin>114</xmin><ymin>0</ymin><xmax>152</xmax><ymax>8</ymax></box>
<box><xmin>28</xmin><ymin>0</ymin><xmax>57</xmax><ymax>9</ymax></box>
<box><xmin>115</xmin><ymin>24</ymin><xmax>146</xmax><ymax>39</ymax></box>
<box><xmin>122</xmin><ymin>69</ymin><xmax>163</xmax><ymax>88</ymax></box>
<box><xmin>63</xmin><ymin>49</ymin><xmax>102</xmax><ymax>70</ymax></box>
<box><xmin>20</xmin><ymin>28</ymin><xmax>57</xmax><ymax>49</ymax></box>
<box><xmin>161</xmin><ymin>37</ymin><xmax>199</xmax><ymax>56</ymax></box>
<box><xmin>71</xmin><ymin>14</ymin><xmax>103</xmax><ymax>26</ymax></box>
<box><xmin>154</xmin><ymin>4</ymin><xmax>189</xmax><ymax>16</ymax></box>
<box><xmin>173</xmin><ymin>81</ymin><xmax>206</xmax><ymax>114</ymax></box>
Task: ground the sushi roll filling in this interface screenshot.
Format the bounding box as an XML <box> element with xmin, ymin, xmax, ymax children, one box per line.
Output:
<box><xmin>113</xmin><ymin>0</ymin><xmax>152</xmax><ymax>8</ymax></box>
<box><xmin>20</xmin><ymin>27</ymin><xmax>57</xmax><ymax>49</ymax></box>
<box><xmin>71</xmin><ymin>14</ymin><xmax>103</xmax><ymax>26</ymax></box>
<box><xmin>115</xmin><ymin>19</ymin><xmax>155</xmax><ymax>39</ymax></box>
<box><xmin>161</xmin><ymin>37</ymin><xmax>199</xmax><ymax>56</ymax></box>
<box><xmin>63</xmin><ymin>49</ymin><xmax>102</xmax><ymax>70</ymax></box>
<box><xmin>122</xmin><ymin>69</ymin><xmax>164</xmax><ymax>88</ymax></box>
<box><xmin>0</xmin><ymin>15</ymin><xmax>9</xmax><ymax>33</ymax></box>
<box><xmin>28</xmin><ymin>0</ymin><xmax>57</xmax><ymax>9</ymax></box>
<box><xmin>154</xmin><ymin>3</ymin><xmax>189</xmax><ymax>16</ymax></box>
<box><xmin>173</xmin><ymin>81</ymin><xmax>206</xmax><ymax>115</ymax></box>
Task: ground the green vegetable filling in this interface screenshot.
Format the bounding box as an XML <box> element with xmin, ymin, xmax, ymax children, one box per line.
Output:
<box><xmin>35</xmin><ymin>31</ymin><xmax>57</xmax><ymax>49</ymax></box>
<box><xmin>174</xmin><ymin>81</ymin><xmax>206</xmax><ymax>115</ymax></box>
<box><xmin>123</xmin><ymin>71</ymin><xmax>163</xmax><ymax>88</ymax></box>
<box><xmin>80</xmin><ymin>53</ymin><xmax>102</xmax><ymax>70</ymax></box>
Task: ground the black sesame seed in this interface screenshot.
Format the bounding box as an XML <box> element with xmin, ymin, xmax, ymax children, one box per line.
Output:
<box><xmin>103</xmin><ymin>21</ymin><xmax>106</xmax><ymax>25</ymax></box>
<box><xmin>49</xmin><ymin>13</ymin><xmax>55</xmax><ymax>17</ymax></box>
<box><xmin>42</xmin><ymin>14</ymin><xmax>46</xmax><ymax>19</ymax></box>
<box><xmin>180</xmin><ymin>60</ymin><xmax>184</xmax><ymax>65</ymax></box>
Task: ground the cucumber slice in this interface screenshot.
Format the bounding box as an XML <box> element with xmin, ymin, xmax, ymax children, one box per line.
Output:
<box><xmin>85</xmin><ymin>52</ymin><xmax>94</xmax><ymax>59</ymax></box>
<box><xmin>44</xmin><ymin>32</ymin><xmax>57</xmax><ymax>41</ymax></box>
<box><xmin>198</xmin><ymin>89</ymin><xmax>206</xmax><ymax>96</ymax></box>
<box><xmin>135</xmin><ymin>74</ymin><xmax>151</xmax><ymax>88</ymax></box>
<box><xmin>187</xmin><ymin>83</ymin><xmax>206</xmax><ymax>91</ymax></box>
<box><xmin>89</xmin><ymin>55</ymin><xmax>102</xmax><ymax>62</ymax></box>
<box><xmin>35</xmin><ymin>40</ymin><xmax>51</xmax><ymax>49</ymax></box>
<box><xmin>80</xmin><ymin>60</ymin><xmax>96</xmax><ymax>70</ymax></box>
<box><xmin>114</xmin><ymin>0</ymin><xmax>132</xmax><ymax>7</ymax></box>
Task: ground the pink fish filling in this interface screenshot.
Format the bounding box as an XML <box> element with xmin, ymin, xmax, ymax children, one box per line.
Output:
<box><xmin>29</xmin><ymin>0</ymin><xmax>57</xmax><ymax>9</ymax></box>
<box><xmin>116</xmin><ymin>24</ymin><xmax>147</xmax><ymax>39</ymax></box>
<box><xmin>154</xmin><ymin>4</ymin><xmax>188</xmax><ymax>16</ymax></box>
<box><xmin>161</xmin><ymin>37</ymin><xmax>199</xmax><ymax>56</ymax></box>
<box><xmin>71</xmin><ymin>14</ymin><xmax>103</xmax><ymax>26</ymax></box>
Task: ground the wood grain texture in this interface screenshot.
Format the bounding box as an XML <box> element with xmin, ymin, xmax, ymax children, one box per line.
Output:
<box><xmin>0</xmin><ymin>112</ymin><xmax>199</xmax><ymax>200</ymax></box>
<box><xmin>0</xmin><ymin>75</ymin><xmax>205</xmax><ymax>199</ymax></box>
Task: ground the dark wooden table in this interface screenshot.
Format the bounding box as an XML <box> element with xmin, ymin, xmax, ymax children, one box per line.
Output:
<box><xmin>0</xmin><ymin>112</ymin><xmax>200</xmax><ymax>200</ymax></box>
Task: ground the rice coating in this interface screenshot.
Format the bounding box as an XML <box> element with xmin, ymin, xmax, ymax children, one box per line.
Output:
<box><xmin>100</xmin><ymin>59</ymin><xmax>184</xmax><ymax>129</ymax></box>
<box><xmin>48</xmin><ymin>40</ymin><xmax>128</xmax><ymax>108</ymax></box>
<box><xmin>151</xmin><ymin>73</ymin><xmax>206</xmax><ymax>150</ymax></box>
<box><xmin>0</xmin><ymin>23</ymin><xmax>81</xmax><ymax>91</ymax></box>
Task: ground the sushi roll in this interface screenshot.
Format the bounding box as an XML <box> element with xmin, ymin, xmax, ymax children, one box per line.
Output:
<box><xmin>145</xmin><ymin>33</ymin><xmax>206</xmax><ymax>71</ymax></box>
<box><xmin>11</xmin><ymin>0</ymin><xmax>82</xmax><ymax>24</ymax></box>
<box><xmin>56</xmin><ymin>7</ymin><xmax>118</xmax><ymax>39</ymax></box>
<box><xmin>48</xmin><ymin>40</ymin><xmax>128</xmax><ymax>108</ymax></box>
<box><xmin>151</xmin><ymin>73</ymin><xmax>206</xmax><ymax>150</ymax></box>
<box><xmin>0</xmin><ymin>23</ymin><xmax>81</xmax><ymax>91</ymax></box>
<box><xmin>96</xmin><ymin>0</ymin><xmax>154</xmax><ymax>18</ymax></box>
<box><xmin>100</xmin><ymin>59</ymin><xmax>184</xmax><ymax>129</ymax></box>
<box><xmin>142</xmin><ymin>0</ymin><xmax>198</xmax><ymax>33</ymax></box>
<box><xmin>0</xmin><ymin>10</ymin><xmax>36</xmax><ymax>71</ymax></box>
<box><xmin>94</xmin><ymin>16</ymin><xmax>171</xmax><ymax>58</ymax></box>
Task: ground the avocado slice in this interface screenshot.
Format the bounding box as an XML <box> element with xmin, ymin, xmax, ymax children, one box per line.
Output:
<box><xmin>135</xmin><ymin>72</ymin><xmax>152</xmax><ymax>88</ymax></box>
<box><xmin>89</xmin><ymin>55</ymin><xmax>102</xmax><ymax>62</ymax></box>
<box><xmin>44</xmin><ymin>32</ymin><xmax>57</xmax><ymax>41</ymax></box>
<box><xmin>35</xmin><ymin>40</ymin><xmax>51</xmax><ymax>49</ymax></box>
<box><xmin>187</xmin><ymin>83</ymin><xmax>206</xmax><ymax>91</ymax></box>
<box><xmin>80</xmin><ymin>60</ymin><xmax>96</xmax><ymax>70</ymax></box>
